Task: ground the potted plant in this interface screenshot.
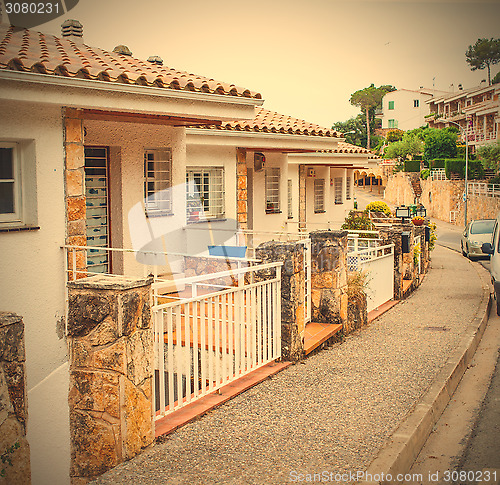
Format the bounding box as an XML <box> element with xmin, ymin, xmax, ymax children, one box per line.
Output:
<box><xmin>412</xmin><ymin>216</ymin><xmax>425</xmax><ymax>226</ymax></box>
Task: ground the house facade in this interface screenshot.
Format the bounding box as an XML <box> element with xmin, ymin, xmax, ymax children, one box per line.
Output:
<box><xmin>0</xmin><ymin>17</ymin><xmax>377</xmax><ymax>483</ymax></box>
<box><xmin>0</xmin><ymin>20</ymin><xmax>263</xmax><ymax>484</ymax></box>
<box><xmin>427</xmin><ymin>83</ymin><xmax>500</xmax><ymax>152</ymax></box>
<box><xmin>379</xmin><ymin>88</ymin><xmax>442</xmax><ymax>131</ymax></box>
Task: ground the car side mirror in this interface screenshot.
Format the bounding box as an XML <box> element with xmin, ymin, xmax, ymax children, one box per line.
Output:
<box><xmin>482</xmin><ymin>242</ymin><xmax>494</xmax><ymax>255</ymax></box>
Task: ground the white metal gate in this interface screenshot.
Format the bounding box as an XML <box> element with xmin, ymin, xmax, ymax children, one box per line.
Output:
<box><xmin>300</xmin><ymin>238</ymin><xmax>312</xmax><ymax>324</ymax></box>
<box><xmin>153</xmin><ymin>261</ymin><xmax>282</xmax><ymax>419</ymax></box>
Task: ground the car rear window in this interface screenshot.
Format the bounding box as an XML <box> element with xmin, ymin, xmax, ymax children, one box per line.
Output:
<box><xmin>470</xmin><ymin>220</ymin><xmax>495</xmax><ymax>234</ymax></box>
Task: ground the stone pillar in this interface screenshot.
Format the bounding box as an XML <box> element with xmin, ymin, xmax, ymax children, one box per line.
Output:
<box><xmin>236</xmin><ymin>148</ymin><xmax>248</xmax><ymax>231</ymax></box>
<box><xmin>309</xmin><ymin>231</ymin><xmax>348</xmax><ymax>328</ymax></box>
<box><xmin>255</xmin><ymin>241</ymin><xmax>305</xmax><ymax>361</ymax></box>
<box><xmin>64</xmin><ymin>108</ymin><xmax>87</xmax><ymax>279</ymax></box>
<box><xmin>379</xmin><ymin>224</ymin><xmax>417</xmax><ymax>299</ymax></box>
<box><xmin>67</xmin><ymin>275</ymin><xmax>154</xmax><ymax>484</ymax></box>
<box><xmin>299</xmin><ymin>165</ymin><xmax>306</xmax><ymax>231</ymax></box>
<box><xmin>0</xmin><ymin>312</ymin><xmax>31</xmax><ymax>485</ymax></box>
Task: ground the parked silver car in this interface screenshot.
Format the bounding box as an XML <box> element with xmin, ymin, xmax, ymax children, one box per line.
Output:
<box><xmin>461</xmin><ymin>219</ymin><xmax>495</xmax><ymax>260</ymax></box>
<box><xmin>482</xmin><ymin>213</ymin><xmax>500</xmax><ymax>315</ymax></box>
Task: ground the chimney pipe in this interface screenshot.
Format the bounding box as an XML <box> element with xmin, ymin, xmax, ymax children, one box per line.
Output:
<box><xmin>61</xmin><ymin>19</ymin><xmax>83</xmax><ymax>41</ymax></box>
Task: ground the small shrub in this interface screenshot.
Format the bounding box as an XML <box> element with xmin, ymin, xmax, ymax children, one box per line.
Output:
<box><xmin>364</xmin><ymin>201</ymin><xmax>391</xmax><ymax>216</ymax></box>
<box><xmin>347</xmin><ymin>270</ymin><xmax>369</xmax><ymax>301</ymax></box>
<box><xmin>413</xmin><ymin>243</ymin><xmax>421</xmax><ymax>266</ymax></box>
<box><xmin>428</xmin><ymin>222</ymin><xmax>437</xmax><ymax>251</ymax></box>
<box><xmin>420</xmin><ymin>169</ymin><xmax>430</xmax><ymax>180</ymax></box>
<box><xmin>342</xmin><ymin>211</ymin><xmax>375</xmax><ymax>234</ymax></box>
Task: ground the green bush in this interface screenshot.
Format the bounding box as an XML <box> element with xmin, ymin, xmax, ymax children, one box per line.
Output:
<box><xmin>420</xmin><ymin>169</ymin><xmax>430</xmax><ymax>180</ymax></box>
<box><xmin>430</xmin><ymin>159</ymin><xmax>446</xmax><ymax>169</ymax></box>
<box><xmin>488</xmin><ymin>175</ymin><xmax>500</xmax><ymax>185</ymax></box>
<box><xmin>365</xmin><ymin>201</ymin><xmax>392</xmax><ymax>216</ymax></box>
<box><xmin>444</xmin><ymin>159</ymin><xmax>485</xmax><ymax>180</ymax></box>
<box><xmin>404</xmin><ymin>160</ymin><xmax>421</xmax><ymax>172</ymax></box>
<box><xmin>342</xmin><ymin>211</ymin><xmax>375</xmax><ymax>233</ymax></box>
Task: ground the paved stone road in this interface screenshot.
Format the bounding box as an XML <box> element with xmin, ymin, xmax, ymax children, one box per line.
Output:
<box><xmin>94</xmin><ymin>246</ymin><xmax>489</xmax><ymax>485</ymax></box>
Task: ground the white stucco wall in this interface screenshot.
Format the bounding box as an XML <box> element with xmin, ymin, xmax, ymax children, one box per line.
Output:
<box><xmin>0</xmin><ymin>100</ymin><xmax>70</xmax><ymax>484</ymax></box>
<box><xmin>247</xmin><ymin>151</ymin><xmax>289</xmax><ymax>238</ymax></box>
<box><xmin>84</xmin><ymin>120</ymin><xmax>187</xmax><ymax>276</ymax></box>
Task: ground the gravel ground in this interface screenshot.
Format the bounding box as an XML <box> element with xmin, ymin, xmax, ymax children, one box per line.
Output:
<box><xmin>94</xmin><ymin>246</ymin><xmax>488</xmax><ymax>485</ymax></box>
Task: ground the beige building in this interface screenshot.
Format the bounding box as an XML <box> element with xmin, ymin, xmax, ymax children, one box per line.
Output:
<box><xmin>427</xmin><ymin>83</ymin><xmax>500</xmax><ymax>152</ymax></box>
<box><xmin>379</xmin><ymin>88</ymin><xmax>444</xmax><ymax>131</ymax></box>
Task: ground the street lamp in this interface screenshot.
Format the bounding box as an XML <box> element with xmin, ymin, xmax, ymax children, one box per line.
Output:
<box><xmin>436</xmin><ymin>119</ymin><xmax>469</xmax><ymax>227</ymax></box>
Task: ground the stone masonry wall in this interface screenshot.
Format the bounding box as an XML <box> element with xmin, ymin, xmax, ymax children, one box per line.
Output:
<box><xmin>67</xmin><ymin>275</ymin><xmax>154</xmax><ymax>484</ymax></box>
<box><xmin>64</xmin><ymin>108</ymin><xmax>87</xmax><ymax>280</ymax></box>
<box><xmin>255</xmin><ymin>241</ymin><xmax>305</xmax><ymax>361</ymax></box>
<box><xmin>421</xmin><ymin>179</ymin><xmax>500</xmax><ymax>225</ymax></box>
<box><xmin>0</xmin><ymin>312</ymin><xmax>30</xmax><ymax>485</ymax></box>
<box><xmin>309</xmin><ymin>231</ymin><xmax>348</xmax><ymax>328</ymax></box>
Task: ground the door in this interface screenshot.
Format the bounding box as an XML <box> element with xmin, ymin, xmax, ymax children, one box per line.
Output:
<box><xmin>84</xmin><ymin>146</ymin><xmax>110</xmax><ymax>274</ymax></box>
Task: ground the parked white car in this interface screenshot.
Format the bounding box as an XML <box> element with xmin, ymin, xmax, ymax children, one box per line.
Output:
<box><xmin>482</xmin><ymin>213</ymin><xmax>500</xmax><ymax>315</ymax></box>
<box><xmin>461</xmin><ymin>219</ymin><xmax>495</xmax><ymax>260</ymax></box>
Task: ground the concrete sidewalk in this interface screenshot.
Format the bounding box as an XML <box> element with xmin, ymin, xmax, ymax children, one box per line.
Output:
<box><xmin>93</xmin><ymin>246</ymin><xmax>492</xmax><ymax>485</ymax></box>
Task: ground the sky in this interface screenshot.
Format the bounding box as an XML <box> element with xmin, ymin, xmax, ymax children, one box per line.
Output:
<box><xmin>34</xmin><ymin>0</ymin><xmax>500</xmax><ymax>128</ymax></box>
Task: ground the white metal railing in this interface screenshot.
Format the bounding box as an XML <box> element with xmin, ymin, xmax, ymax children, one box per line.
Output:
<box><xmin>461</xmin><ymin>131</ymin><xmax>498</xmax><ymax>143</ymax></box>
<box><xmin>347</xmin><ymin>244</ymin><xmax>395</xmax><ymax>312</ymax></box>
<box><xmin>347</xmin><ymin>244</ymin><xmax>393</xmax><ymax>272</ymax></box>
<box><xmin>347</xmin><ymin>235</ymin><xmax>382</xmax><ymax>255</ymax></box>
<box><xmin>431</xmin><ymin>168</ymin><xmax>447</xmax><ymax>181</ymax></box>
<box><xmin>62</xmin><ymin>244</ymin><xmax>258</xmax><ymax>284</ymax></box>
<box><xmin>152</xmin><ymin>261</ymin><xmax>282</xmax><ymax>419</ymax></box>
<box><xmin>468</xmin><ymin>182</ymin><xmax>500</xmax><ymax>198</ymax></box>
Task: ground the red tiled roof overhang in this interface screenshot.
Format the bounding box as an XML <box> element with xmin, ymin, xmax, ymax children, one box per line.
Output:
<box><xmin>0</xmin><ymin>24</ymin><xmax>261</xmax><ymax>99</ymax></box>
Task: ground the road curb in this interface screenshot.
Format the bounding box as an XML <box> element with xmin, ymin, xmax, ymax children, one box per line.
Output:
<box><xmin>358</xmin><ymin>260</ymin><xmax>493</xmax><ymax>485</ymax></box>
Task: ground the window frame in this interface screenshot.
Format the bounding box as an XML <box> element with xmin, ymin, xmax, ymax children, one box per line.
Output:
<box><xmin>186</xmin><ymin>166</ymin><xmax>225</xmax><ymax>221</ymax></box>
<box><xmin>314</xmin><ymin>178</ymin><xmax>325</xmax><ymax>213</ymax></box>
<box><xmin>144</xmin><ymin>148</ymin><xmax>173</xmax><ymax>216</ymax></box>
<box><xmin>413</xmin><ymin>99</ymin><xmax>420</xmax><ymax>108</ymax></box>
<box><xmin>346</xmin><ymin>175</ymin><xmax>351</xmax><ymax>200</ymax></box>
<box><xmin>0</xmin><ymin>143</ymin><xmax>22</xmax><ymax>225</ymax></box>
<box><xmin>265</xmin><ymin>167</ymin><xmax>281</xmax><ymax>214</ymax></box>
<box><xmin>388</xmin><ymin>100</ymin><xmax>395</xmax><ymax>110</ymax></box>
<box><xmin>388</xmin><ymin>119</ymin><xmax>398</xmax><ymax>129</ymax></box>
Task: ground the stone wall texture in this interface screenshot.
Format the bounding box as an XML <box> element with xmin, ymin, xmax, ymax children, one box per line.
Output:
<box><xmin>421</xmin><ymin>179</ymin><xmax>500</xmax><ymax>225</ymax></box>
<box><xmin>64</xmin><ymin>108</ymin><xmax>87</xmax><ymax>280</ymax></box>
<box><xmin>256</xmin><ymin>241</ymin><xmax>305</xmax><ymax>361</ymax></box>
<box><xmin>67</xmin><ymin>276</ymin><xmax>154</xmax><ymax>484</ymax></box>
<box><xmin>309</xmin><ymin>231</ymin><xmax>348</xmax><ymax>329</ymax></box>
<box><xmin>0</xmin><ymin>312</ymin><xmax>31</xmax><ymax>485</ymax></box>
<box><xmin>385</xmin><ymin>173</ymin><xmax>500</xmax><ymax>226</ymax></box>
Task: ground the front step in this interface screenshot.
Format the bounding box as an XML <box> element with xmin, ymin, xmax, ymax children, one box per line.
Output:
<box><xmin>304</xmin><ymin>322</ymin><xmax>343</xmax><ymax>355</ymax></box>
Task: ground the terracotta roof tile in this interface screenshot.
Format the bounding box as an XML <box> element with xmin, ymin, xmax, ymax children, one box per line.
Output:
<box><xmin>200</xmin><ymin>108</ymin><xmax>340</xmax><ymax>138</ymax></box>
<box><xmin>0</xmin><ymin>24</ymin><xmax>261</xmax><ymax>99</ymax></box>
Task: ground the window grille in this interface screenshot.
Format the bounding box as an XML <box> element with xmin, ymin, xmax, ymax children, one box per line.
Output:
<box><xmin>265</xmin><ymin>168</ymin><xmax>280</xmax><ymax>213</ymax></box>
<box><xmin>346</xmin><ymin>176</ymin><xmax>351</xmax><ymax>200</ymax></box>
<box><xmin>144</xmin><ymin>148</ymin><xmax>172</xmax><ymax>214</ymax></box>
<box><xmin>334</xmin><ymin>177</ymin><xmax>343</xmax><ymax>204</ymax></box>
<box><xmin>314</xmin><ymin>179</ymin><xmax>325</xmax><ymax>213</ymax></box>
<box><xmin>287</xmin><ymin>179</ymin><xmax>293</xmax><ymax>219</ymax></box>
<box><xmin>186</xmin><ymin>167</ymin><xmax>224</xmax><ymax>220</ymax></box>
